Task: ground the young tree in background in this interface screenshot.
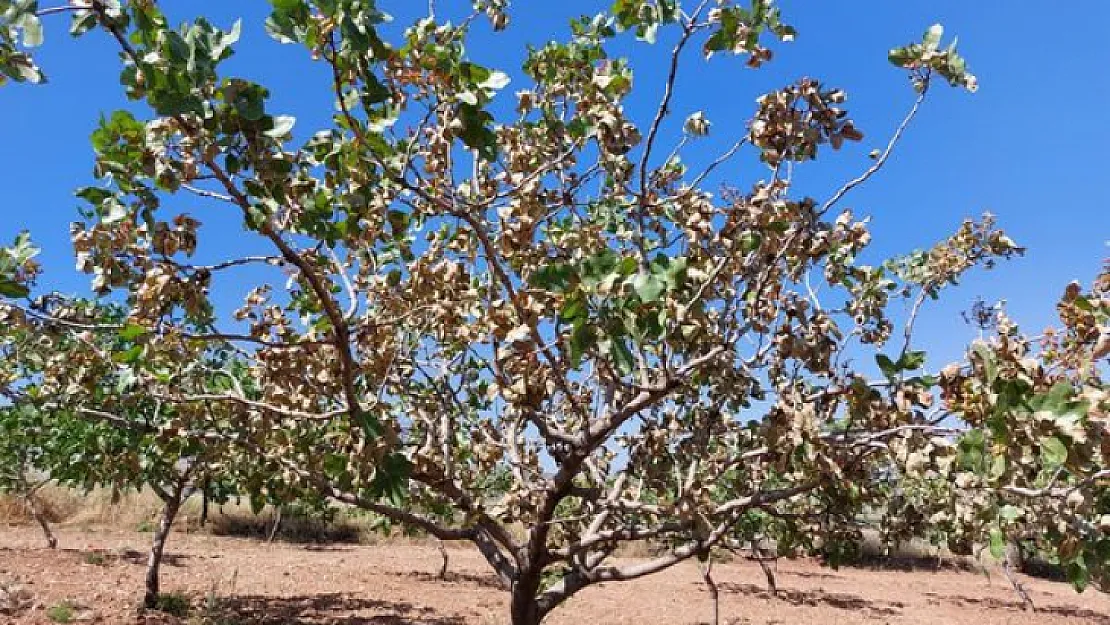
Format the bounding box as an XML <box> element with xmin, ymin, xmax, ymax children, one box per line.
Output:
<box><xmin>0</xmin><ymin>405</ymin><xmax>59</xmax><ymax>549</ymax></box>
<box><xmin>0</xmin><ymin>236</ymin><xmax>58</xmax><ymax>548</ymax></box>
<box><xmin>1</xmin><ymin>289</ymin><xmax>245</xmax><ymax>608</ymax></box>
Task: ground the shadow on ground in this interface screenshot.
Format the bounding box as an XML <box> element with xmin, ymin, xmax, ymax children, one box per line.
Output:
<box><xmin>843</xmin><ymin>552</ymin><xmax>977</xmax><ymax>574</ymax></box>
<box><xmin>391</xmin><ymin>569</ymin><xmax>508</xmax><ymax>591</ymax></box>
<box><xmin>210</xmin><ymin>593</ymin><xmax>468</xmax><ymax>625</ymax></box>
<box><xmin>718</xmin><ymin>582</ymin><xmax>905</xmax><ymax>617</ymax></box>
<box><xmin>58</xmin><ymin>547</ymin><xmax>189</xmax><ymax>567</ymax></box>
<box><xmin>924</xmin><ymin>592</ymin><xmax>1110</xmax><ymax>624</ymax></box>
<box><xmin>779</xmin><ymin>570</ymin><xmax>840</xmax><ymax>581</ymax></box>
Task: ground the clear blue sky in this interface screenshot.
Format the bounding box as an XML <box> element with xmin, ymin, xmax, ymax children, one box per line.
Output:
<box><xmin>2</xmin><ymin>1</ymin><xmax>1108</xmax><ymax>365</ymax></box>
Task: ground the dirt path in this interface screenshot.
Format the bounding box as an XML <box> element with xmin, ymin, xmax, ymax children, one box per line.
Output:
<box><xmin>1</xmin><ymin>526</ymin><xmax>1108</xmax><ymax>624</ymax></box>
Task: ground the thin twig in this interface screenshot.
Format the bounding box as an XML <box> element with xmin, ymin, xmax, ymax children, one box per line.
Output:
<box><xmin>821</xmin><ymin>83</ymin><xmax>929</xmax><ymax>215</ymax></box>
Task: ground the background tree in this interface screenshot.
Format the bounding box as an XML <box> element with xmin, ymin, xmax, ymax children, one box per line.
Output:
<box><xmin>0</xmin><ymin>288</ymin><xmax>248</xmax><ymax>609</ymax></box>
<box><xmin>0</xmin><ymin>405</ymin><xmax>59</xmax><ymax>549</ymax></box>
<box><xmin>0</xmin><ymin>233</ymin><xmax>59</xmax><ymax>548</ymax></box>
<box><xmin>882</xmin><ymin>263</ymin><xmax>1109</xmax><ymax>610</ymax></box>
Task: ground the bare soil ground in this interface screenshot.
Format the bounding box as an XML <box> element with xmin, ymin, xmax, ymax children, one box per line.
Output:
<box><xmin>2</xmin><ymin>526</ymin><xmax>1109</xmax><ymax>625</ymax></box>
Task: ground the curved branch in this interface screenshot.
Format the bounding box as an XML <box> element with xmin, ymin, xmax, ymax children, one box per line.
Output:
<box><xmin>820</xmin><ymin>85</ymin><xmax>928</xmax><ymax>215</ymax></box>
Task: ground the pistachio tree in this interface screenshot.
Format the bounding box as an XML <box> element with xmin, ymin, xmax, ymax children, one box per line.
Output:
<box><xmin>0</xmin><ymin>2</ymin><xmax>1049</xmax><ymax>624</ymax></box>
<box><xmin>883</xmin><ymin>264</ymin><xmax>1110</xmax><ymax>609</ymax></box>
<box><xmin>0</xmin><ymin>405</ymin><xmax>58</xmax><ymax>549</ymax></box>
<box><xmin>0</xmin><ymin>290</ymin><xmax>247</xmax><ymax>609</ymax></box>
<box><xmin>0</xmin><ymin>234</ymin><xmax>58</xmax><ymax>548</ymax></box>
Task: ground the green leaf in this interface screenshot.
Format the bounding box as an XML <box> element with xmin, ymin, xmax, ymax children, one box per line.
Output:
<box><xmin>989</xmin><ymin>454</ymin><xmax>1007</xmax><ymax>479</ymax></box>
<box><xmin>660</xmin><ymin>256</ymin><xmax>688</xmax><ymax>290</ymax></box>
<box><xmin>989</xmin><ymin>528</ymin><xmax>1006</xmax><ymax>559</ymax></box>
<box><xmin>212</xmin><ymin>19</ymin><xmax>242</xmax><ymax>60</ymax></box>
<box><xmin>386</xmin><ymin>210</ymin><xmax>410</xmax><ymax>238</ymax></box>
<box><xmin>898</xmin><ymin>350</ymin><xmax>926</xmax><ymax>371</ymax></box>
<box><xmin>265</xmin><ymin>0</ymin><xmax>311</xmax><ymax>44</ymax></box>
<box><xmin>560</xmin><ymin>292</ymin><xmax>588</xmax><ymax>323</ymax></box>
<box><xmin>1068</xmin><ymin>557</ymin><xmax>1090</xmax><ymax>593</ymax></box>
<box><xmin>115</xmin><ymin>367</ymin><xmax>138</xmax><ymax>393</ymax></box>
<box><xmin>876</xmin><ymin>354</ymin><xmax>897</xmax><ymax>379</ymax></box>
<box><xmin>323</xmin><ymin>453</ymin><xmax>347</xmax><ymax>478</ymax></box>
<box><xmin>70</xmin><ymin>11</ymin><xmax>98</xmax><ymax>36</ymax></box>
<box><xmin>0</xmin><ymin>279</ymin><xmax>29</xmax><ymax>298</ymax></box>
<box><xmin>957</xmin><ymin>429</ymin><xmax>986</xmax><ymax>472</ymax></box>
<box><xmin>456</xmin><ymin>103</ymin><xmax>498</xmax><ymax>161</ymax></box>
<box><xmin>479</xmin><ymin>70</ymin><xmax>511</xmax><ymax>92</ymax></box>
<box><xmin>999</xmin><ymin>504</ymin><xmax>1021</xmax><ymax>522</ymax></box>
<box><xmin>888</xmin><ymin>46</ymin><xmax>917</xmax><ymax>68</ymax></box>
<box><xmin>569</xmin><ymin>323</ymin><xmax>595</xmax><ymax>367</ymax></box>
<box><xmin>632</xmin><ymin>272</ymin><xmax>665</xmax><ymax>303</ymax></box>
<box><xmin>356</xmin><ymin>410</ymin><xmax>382</xmax><ymax>440</ymax></box>
<box><xmin>118</xmin><ymin>323</ymin><xmax>147</xmax><ymax>341</ymax></box>
<box><xmin>532</xmin><ymin>263</ymin><xmax>574</xmax><ymax>292</ymax></box>
<box><xmin>1040</xmin><ymin>436</ymin><xmax>1068</xmax><ymax>467</ymax></box>
<box><xmin>75</xmin><ymin>186</ymin><xmax>113</xmax><ymax>206</ymax></box>
<box><xmin>370</xmin><ymin>453</ymin><xmax>412</xmax><ymax>507</ymax></box>
<box><xmin>1033</xmin><ymin>382</ymin><xmax>1075</xmax><ymax>415</ymax></box>
<box><xmin>102</xmin><ymin>201</ymin><xmax>129</xmax><ymax>224</ymax></box>
<box><xmin>112</xmin><ymin>345</ymin><xmax>143</xmax><ymax>365</ymax></box>
<box><xmin>610</xmin><ymin>337</ymin><xmax>635</xmax><ymax>375</ymax></box>
<box><xmin>973</xmin><ymin>343</ymin><xmax>998</xmax><ymax>383</ymax></box>
<box><xmin>739</xmin><ymin>231</ymin><xmax>762</xmax><ymax>253</ymax></box>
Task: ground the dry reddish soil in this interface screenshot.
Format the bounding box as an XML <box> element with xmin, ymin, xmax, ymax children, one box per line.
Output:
<box><xmin>2</xmin><ymin>526</ymin><xmax>1109</xmax><ymax>624</ymax></box>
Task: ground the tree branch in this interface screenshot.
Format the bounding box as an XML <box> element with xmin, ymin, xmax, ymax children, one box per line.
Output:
<box><xmin>820</xmin><ymin>84</ymin><xmax>928</xmax><ymax>215</ymax></box>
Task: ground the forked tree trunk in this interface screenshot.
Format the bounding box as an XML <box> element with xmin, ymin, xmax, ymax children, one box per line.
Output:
<box><xmin>24</xmin><ymin>491</ymin><xmax>57</xmax><ymax>549</ymax></box>
<box><xmin>144</xmin><ymin>485</ymin><xmax>184</xmax><ymax>609</ymax></box>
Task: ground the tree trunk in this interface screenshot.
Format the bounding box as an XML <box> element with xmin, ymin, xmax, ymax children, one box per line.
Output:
<box><xmin>267</xmin><ymin>507</ymin><xmax>282</xmax><ymax>543</ymax></box>
<box><xmin>436</xmin><ymin>538</ymin><xmax>449</xmax><ymax>580</ymax></box>
<box><xmin>510</xmin><ymin>570</ymin><xmax>543</xmax><ymax>625</ymax></box>
<box><xmin>199</xmin><ymin>486</ymin><xmax>209</xmax><ymax>528</ymax></box>
<box><xmin>144</xmin><ymin>490</ymin><xmax>183</xmax><ymax>609</ymax></box>
<box><xmin>1002</xmin><ymin>552</ymin><xmax>1034</xmax><ymax>612</ymax></box>
<box><xmin>752</xmin><ymin>538</ymin><xmax>777</xmax><ymax>596</ymax></box>
<box><xmin>24</xmin><ymin>492</ymin><xmax>57</xmax><ymax>549</ymax></box>
<box><xmin>699</xmin><ymin>557</ymin><xmax>719</xmax><ymax>625</ymax></box>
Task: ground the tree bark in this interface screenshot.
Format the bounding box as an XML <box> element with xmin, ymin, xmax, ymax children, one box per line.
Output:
<box><xmin>510</xmin><ymin>569</ymin><xmax>543</xmax><ymax>625</ymax></box>
<box><xmin>199</xmin><ymin>480</ymin><xmax>209</xmax><ymax>528</ymax></box>
<box><xmin>144</xmin><ymin>485</ymin><xmax>184</xmax><ymax>609</ymax></box>
<box><xmin>267</xmin><ymin>507</ymin><xmax>283</xmax><ymax>543</ymax></box>
<box><xmin>436</xmin><ymin>538</ymin><xmax>449</xmax><ymax>580</ymax></box>
<box><xmin>1002</xmin><ymin>551</ymin><xmax>1034</xmax><ymax>612</ymax></box>
<box><xmin>752</xmin><ymin>538</ymin><xmax>777</xmax><ymax>596</ymax></box>
<box><xmin>699</xmin><ymin>557</ymin><xmax>719</xmax><ymax>625</ymax></box>
<box><xmin>24</xmin><ymin>491</ymin><xmax>57</xmax><ymax>549</ymax></box>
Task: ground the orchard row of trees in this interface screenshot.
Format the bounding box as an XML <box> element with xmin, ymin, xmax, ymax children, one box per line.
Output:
<box><xmin>1</xmin><ymin>1</ymin><xmax>1108</xmax><ymax>624</ymax></box>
